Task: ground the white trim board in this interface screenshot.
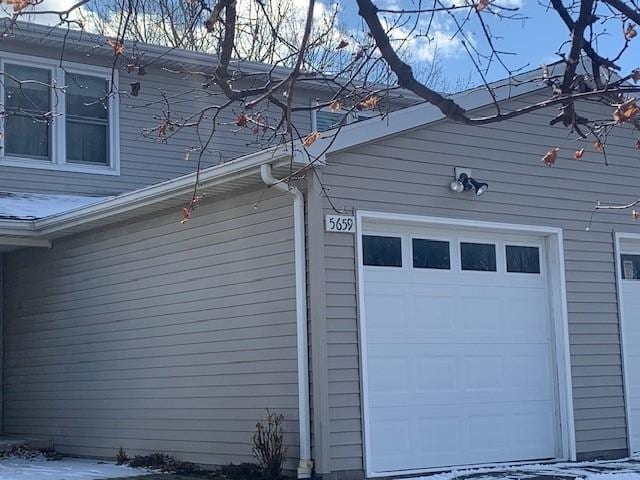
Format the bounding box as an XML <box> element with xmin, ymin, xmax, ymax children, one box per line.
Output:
<box><xmin>354</xmin><ymin>211</ymin><xmax>576</xmax><ymax>478</ymax></box>
<box><xmin>613</xmin><ymin>231</ymin><xmax>640</xmax><ymax>456</ymax></box>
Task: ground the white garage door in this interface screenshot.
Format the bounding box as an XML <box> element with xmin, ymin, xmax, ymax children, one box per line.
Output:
<box><xmin>359</xmin><ymin>222</ymin><xmax>562</xmax><ymax>475</ymax></box>
<box><xmin>617</xmin><ymin>240</ymin><xmax>640</xmax><ymax>453</ymax></box>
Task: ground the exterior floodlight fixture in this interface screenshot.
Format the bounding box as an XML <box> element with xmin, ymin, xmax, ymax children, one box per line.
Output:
<box><xmin>450</xmin><ymin>169</ymin><xmax>488</xmax><ymax>196</ymax></box>
<box><xmin>449</xmin><ymin>173</ymin><xmax>468</xmax><ymax>193</ymax></box>
<box><xmin>468</xmin><ymin>177</ymin><xmax>488</xmax><ymax>196</ymax></box>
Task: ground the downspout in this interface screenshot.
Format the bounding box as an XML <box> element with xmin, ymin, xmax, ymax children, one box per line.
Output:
<box><xmin>260</xmin><ymin>164</ymin><xmax>313</xmax><ymax>479</ymax></box>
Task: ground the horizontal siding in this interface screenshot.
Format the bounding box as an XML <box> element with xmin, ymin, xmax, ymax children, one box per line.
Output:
<box><xmin>322</xmin><ymin>92</ymin><xmax>638</xmax><ymax>472</ymax></box>
<box><xmin>2</xmin><ymin>186</ymin><xmax>299</xmax><ymax>466</ymax></box>
<box><xmin>0</xmin><ymin>42</ymin><xmax>314</xmax><ymax>196</ymax></box>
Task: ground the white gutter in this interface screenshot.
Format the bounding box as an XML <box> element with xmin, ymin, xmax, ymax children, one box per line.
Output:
<box><xmin>260</xmin><ymin>164</ymin><xmax>312</xmax><ymax>479</ymax></box>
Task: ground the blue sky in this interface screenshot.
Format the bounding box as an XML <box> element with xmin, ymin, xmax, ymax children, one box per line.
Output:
<box><xmin>8</xmin><ymin>0</ymin><xmax>638</xmax><ymax>89</ymax></box>
<box><xmin>338</xmin><ymin>0</ymin><xmax>638</xmax><ymax>87</ymax></box>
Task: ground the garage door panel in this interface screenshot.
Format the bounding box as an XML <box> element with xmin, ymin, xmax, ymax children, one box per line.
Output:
<box><xmin>367</xmin><ymin>343</ymin><xmax>555</xmax><ymax>405</ymax></box>
<box><xmin>365</xmin><ymin>292</ymin><xmax>409</xmax><ymax>332</ymax></box>
<box><xmin>361</xmin><ymin>226</ymin><xmax>561</xmax><ymax>474</ymax></box>
<box><xmin>367</xmin><ymin>356</ymin><xmax>410</xmax><ymax>394</ymax></box>
<box><xmin>365</xmin><ymin>285</ymin><xmax>549</xmax><ymax>343</ymax></box>
<box><xmin>369</xmin><ymin>401</ymin><xmax>556</xmax><ymax>471</ymax></box>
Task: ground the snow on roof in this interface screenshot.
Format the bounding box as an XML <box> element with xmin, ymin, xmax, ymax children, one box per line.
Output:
<box><xmin>0</xmin><ymin>192</ymin><xmax>112</xmax><ymax>221</ymax></box>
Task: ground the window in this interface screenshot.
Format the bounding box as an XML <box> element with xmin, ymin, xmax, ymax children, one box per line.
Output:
<box><xmin>362</xmin><ymin>235</ymin><xmax>402</xmax><ymax>267</ymax></box>
<box><xmin>0</xmin><ymin>55</ymin><xmax>119</xmax><ymax>174</ymax></box>
<box><xmin>460</xmin><ymin>242</ymin><xmax>497</xmax><ymax>271</ymax></box>
<box><xmin>412</xmin><ymin>238</ymin><xmax>450</xmax><ymax>269</ymax></box>
<box><xmin>506</xmin><ymin>245</ymin><xmax>541</xmax><ymax>274</ymax></box>
<box><xmin>621</xmin><ymin>254</ymin><xmax>640</xmax><ymax>280</ymax></box>
<box><xmin>316</xmin><ymin>110</ymin><xmax>345</xmax><ymax>131</ymax></box>
<box><xmin>4</xmin><ymin>64</ymin><xmax>51</xmax><ymax>160</ymax></box>
<box><xmin>66</xmin><ymin>73</ymin><xmax>109</xmax><ymax>165</ymax></box>
<box><xmin>311</xmin><ymin>105</ymin><xmax>374</xmax><ymax>132</ymax></box>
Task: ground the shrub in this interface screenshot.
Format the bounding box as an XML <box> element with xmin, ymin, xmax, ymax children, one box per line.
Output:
<box><xmin>252</xmin><ymin>411</ymin><xmax>287</xmax><ymax>480</ymax></box>
<box><xmin>116</xmin><ymin>447</ymin><xmax>129</xmax><ymax>465</ymax></box>
<box><xmin>217</xmin><ymin>462</ymin><xmax>263</xmax><ymax>480</ymax></box>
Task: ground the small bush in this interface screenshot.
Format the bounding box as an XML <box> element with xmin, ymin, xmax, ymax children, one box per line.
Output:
<box><xmin>116</xmin><ymin>447</ymin><xmax>129</xmax><ymax>465</ymax></box>
<box><xmin>125</xmin><ymin>452</ymin><xmax>205</xmax><ymax>475</ymax></box>
<box><xmin>217</xmin><ymin>462</ymin><xmax>263</xmax><ymax>480</ymax></box>
<box><xmin>252</xmin><ymin>411</ymin><xmax>287</xmax><ymax>480</ymax></box>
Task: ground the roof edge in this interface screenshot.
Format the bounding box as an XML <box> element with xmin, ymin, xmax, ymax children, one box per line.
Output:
<box><xmin>307</xmin><ymin>62</ymin><xmax>563</xmax><ymax>158</ymax></box>
<box><xmin>35</xmin><ymin>142</ymin><xmax>300</xmax><ymax>237</ymax></box>
<box><xmin>0</xmin><ymin>141</ymin><xmax>299</xmax><ymax>246</ymax></box>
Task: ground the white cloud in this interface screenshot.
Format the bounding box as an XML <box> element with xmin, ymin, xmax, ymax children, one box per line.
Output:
<box><xmin>0</xmin><ymin>0</ymin><xmax>83</xmax><ymax>26</ymax></box>
<box><xmin>382</xmin><ymin>14</ymin><xmax>465</xmax><ymax>62</ymax></box>
<box><xmin>495</xmin><ymin>0</ymin><xmax>524</xmax><ymax>9</ymax></box>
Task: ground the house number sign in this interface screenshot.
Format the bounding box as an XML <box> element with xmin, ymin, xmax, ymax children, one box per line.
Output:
<box><xmin>325</xmin><ymin>215</ymin><xmax>355</xmax><ymax>233</ymax></box>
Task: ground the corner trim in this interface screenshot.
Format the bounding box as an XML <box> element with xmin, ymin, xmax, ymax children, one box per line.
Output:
<box><xmin>307</xmin><ymin>171</ymin><xmax>331</xmax><ymax>474</ymax></box>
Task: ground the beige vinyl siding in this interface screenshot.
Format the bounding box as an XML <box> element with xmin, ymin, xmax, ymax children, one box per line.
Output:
<box><xmin>0</xmin><ymin>42</ymin><xmax>314</xmax><ymax>196</ymax></box>
<box><xmin>321</xmin><ymin>92</ymin><xmax>637</xmax><ymax>472</ymax></box>
<box><xmin>2</xmin><ymin>186</ymin><xmax>299</xmax><ymax>466</ymax></box>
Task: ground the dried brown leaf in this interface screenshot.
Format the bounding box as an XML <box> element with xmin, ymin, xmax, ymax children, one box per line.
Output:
<box><xmin>625</xmin><ymin>23</ymin><xmax>637</xmax><ymax>40</ymax></box>
<box><xmin>358</xmin><ymin>96</ymin><xmax>379</xmax><ymax>111</ymax></box>
<box><xmin>180</xmin><ymin>207</ymin><xmax>191</xmax><ymax>224</ymax></box>
<box><xmin>574</xmin><ymin>148</ymin><xmax>584</xmax><ymax>159</ymax></box>
<box><xmin>614</xmin><ymin>98</ymin><xmax>639</xmax><ymax>123</ymax></box>
<box><xmin>7</xmin><ymin>0</ymin><xmax>34</xmax><ymax>12</ymax></box>
<box><xmin>236</xmin><ymin>112</ymin><xmax>248</xmax><ymax>128</ymax></box>
<box><xmin>336</xmin><ymin>39</ymin><xmax>349</xmax><ymax>50</ymax></box>
<box><xmin>107</xmin><ymin>39</ymin><xmax>125</xmax><ymax>56</ymax></box>
<box><xmin>303</xmin><ymin>131</ymin><xmax>321</xmax><ymax>147</ymax></box>
<box><xmin>542</xmin><ymin>147</ymin><xmax>559</xmax><ymax>167</ymax></box>
<box><xmin>329</xmin><ymin>100</ymin><xmax>341</xmax><ymax>112</ymax></box>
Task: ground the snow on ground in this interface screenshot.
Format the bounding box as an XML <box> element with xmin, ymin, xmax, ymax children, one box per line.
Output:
<box><xmin>585</xmin><ymin>475</ymin><xmax>640</xmax><ymax>480</ymax></box>
<box><xmin>0</xmin><ymin>192</ymin><xmax>111</xmax><ymax>220</ymax></box>
<box><xmin>413</xmin><ymin>457</ymin><xmax>640</xmax><ymax>480</ymax></box>
<box><xmin>0</xmin><ymin>457</ymin><xmax>151</xmax><ymax>480</ymax></box>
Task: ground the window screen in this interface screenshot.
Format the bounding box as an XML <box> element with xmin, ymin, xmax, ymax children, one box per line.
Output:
<box><xmin>4</xmin><ymin>63</ymin><xmax>51</xmax><ymax>160</ymax></box>
<box><xmin>65</xmin><ymin>73</ymin><xmax>109</xmax><ymax>165</ymax></box>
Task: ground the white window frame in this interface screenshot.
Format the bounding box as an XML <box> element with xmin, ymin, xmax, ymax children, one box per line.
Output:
<box><xmin>0</xmin><ymin>52</ymin><xmax>120</xmax><ymax>176</ymax></box>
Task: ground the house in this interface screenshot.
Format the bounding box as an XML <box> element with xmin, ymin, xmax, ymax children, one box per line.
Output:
<box><xmin>0</xmin><ymin>19</ymin><xmax>638</xmax><ymax>480</ymax></box>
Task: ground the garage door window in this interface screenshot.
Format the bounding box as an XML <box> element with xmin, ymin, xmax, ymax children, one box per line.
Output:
<box><xmin>412</xmin><ymin>238</ymin><xmax>450</xmax><ymax>269</ymax></box>
<box><xmin>460</xmin><ymin>242</ymin><xmax>496</xmax><ymax>271</ymax></box>
<box><xmin>621</xmin><ymin>254</ymin><xmax>640</xmax><ymax>280</ymax></box>
<box><xmin>362</xmin><ymin>235</ymin><xmax>402</xmax><ymax>267</ymax></box>
<box><xmin>506</xmin><ymin>245</ymin><xmax>541</xmax><ymax>274</ymax></box>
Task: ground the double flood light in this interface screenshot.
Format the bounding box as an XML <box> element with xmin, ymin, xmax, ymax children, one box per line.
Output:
<box><xmin>450</xmin><ymin>172</ymin><xmax>488</xmax><ymax>196</ymax></box>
